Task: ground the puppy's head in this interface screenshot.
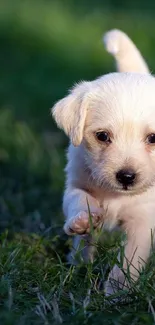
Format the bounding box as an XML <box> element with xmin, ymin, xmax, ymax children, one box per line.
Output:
<box><xmin>52</xmin><ymin>72</ymin><xmax>155</xmax><ymax>194</ymax></box>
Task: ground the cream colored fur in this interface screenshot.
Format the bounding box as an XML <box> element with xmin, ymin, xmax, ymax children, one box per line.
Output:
<box><xmin>52</xmin><ymin>29</ymin><xmax>155</xmax><ymax>295</ymax></box>
<box><xmin>103</xmin><ymin>29</ymin><xmax>149</xmax><ymax>74</ymax></box>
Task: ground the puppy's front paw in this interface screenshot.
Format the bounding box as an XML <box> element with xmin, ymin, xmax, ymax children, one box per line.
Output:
<box><xmin>64</xmin><ymin>211</ymin><xmax>102</xmax><ymax>235</ymax></box>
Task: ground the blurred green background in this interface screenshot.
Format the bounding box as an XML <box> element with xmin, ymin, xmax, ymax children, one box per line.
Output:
<box><xmin>0</xmin><ymin>0</ymin><xmax>155</xmax><ymax>234</ymax></box>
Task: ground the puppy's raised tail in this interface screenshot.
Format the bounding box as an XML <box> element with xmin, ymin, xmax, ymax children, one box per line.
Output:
<box><xmin>103</xmin><ymin>29</ymin><xmax>149</xmax><ymax>74</ymax></box>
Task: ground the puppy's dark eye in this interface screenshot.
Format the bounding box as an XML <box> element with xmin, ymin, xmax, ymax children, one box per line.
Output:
<box><xmin>147</xmin><ymin>133</ymin><xmax>155</xmax><ymax>144</ymax></box>
<box><xmin>96</xmin><ymin>131</ymin><xmax>111</xmax><ymax>143</ymax></box>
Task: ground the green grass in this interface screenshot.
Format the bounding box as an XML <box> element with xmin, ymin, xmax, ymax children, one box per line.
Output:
<box><xmin>0</xmin><ymin>0</ymin><xmax>155</xmax><ymax>323</ymax></box>
<box><xmin>1</xmin><ymin>231</ymin><xmax>155</xmax><ymax>324</ymax></box>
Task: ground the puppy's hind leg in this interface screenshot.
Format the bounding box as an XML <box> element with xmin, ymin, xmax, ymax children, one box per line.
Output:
<box><xmin>68</xmin><ymin>234</ymin><xmax>96</xmax><ymax>264</ymax></box>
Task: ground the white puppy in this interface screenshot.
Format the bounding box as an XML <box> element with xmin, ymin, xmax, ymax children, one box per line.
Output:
<box><xmin>52</xmin><ymin>30</ymin><xmax>155</xmax><ymax>295</ymax></box>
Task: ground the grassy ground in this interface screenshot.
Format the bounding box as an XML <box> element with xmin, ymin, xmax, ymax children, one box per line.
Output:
<box><xmin>1</xmin><ymin>231</ymin><xmax>155</xmax><ymax>324</ymax></box>
<box><xmin>1</xmin><ymin>1</ymin><xmax>155</xmax><ymax>323</ymax></box>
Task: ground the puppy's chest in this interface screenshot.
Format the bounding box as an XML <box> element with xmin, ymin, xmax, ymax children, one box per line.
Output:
<box><xmin>92</xmin><ymin>187</ymin><xmax>155</xmax><ymax>229</ymax></box>
<box><xmin>93</xmin><ymin>189</ymin><xmax>139</xmax><ymax>226</ymax></box>
<box><xmin>101</xmin><ymin>195</ymin><xmax>128</xmax><ymax>227</ymax></box>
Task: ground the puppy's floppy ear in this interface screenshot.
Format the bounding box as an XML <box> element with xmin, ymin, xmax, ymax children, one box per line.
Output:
<box><xmin>52</xmin><ymin>81</ymin><xmax>90</xmax><ymax>146</ymax></box>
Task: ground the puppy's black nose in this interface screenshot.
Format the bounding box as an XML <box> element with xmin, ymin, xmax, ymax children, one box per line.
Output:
<box><xmin>116</xmin><ymin>169</ymin><xmax>136</xmax><ymax>186</ymax></box>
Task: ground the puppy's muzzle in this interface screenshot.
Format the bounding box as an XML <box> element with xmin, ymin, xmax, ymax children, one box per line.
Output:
<box><xmin>116</xmin><ymin>169</ymin><xmax>136</xmax><ymax>188</ymax></box>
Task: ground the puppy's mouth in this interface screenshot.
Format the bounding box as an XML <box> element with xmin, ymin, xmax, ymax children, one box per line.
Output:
<box><xmin>99</xmin><ymin>179</ymin><xmax>137</xmax><ymax>194</ymax></box>
<box><xmin>115</xmin><ymin>182</ymin><xmax>151</xmax><ymax>195</ymax></box>
<box><xmin>122</xmin><ymin>184</ymin><xmax>133</xmax><ymax>191</ymax></box>
<box><xmin>122</xmin><ymin>184</ymin><xmax>129</xmax><ymax>191</ymax></box>
<box><xmin>105</xmin><ymin>178</ymin><xmax>145</xmax><ymax>194</ymax></box>
<box><xmin>117</xmin><ymin>184</ymin><xmax>135</xmax><ymax>193</ymax></box>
